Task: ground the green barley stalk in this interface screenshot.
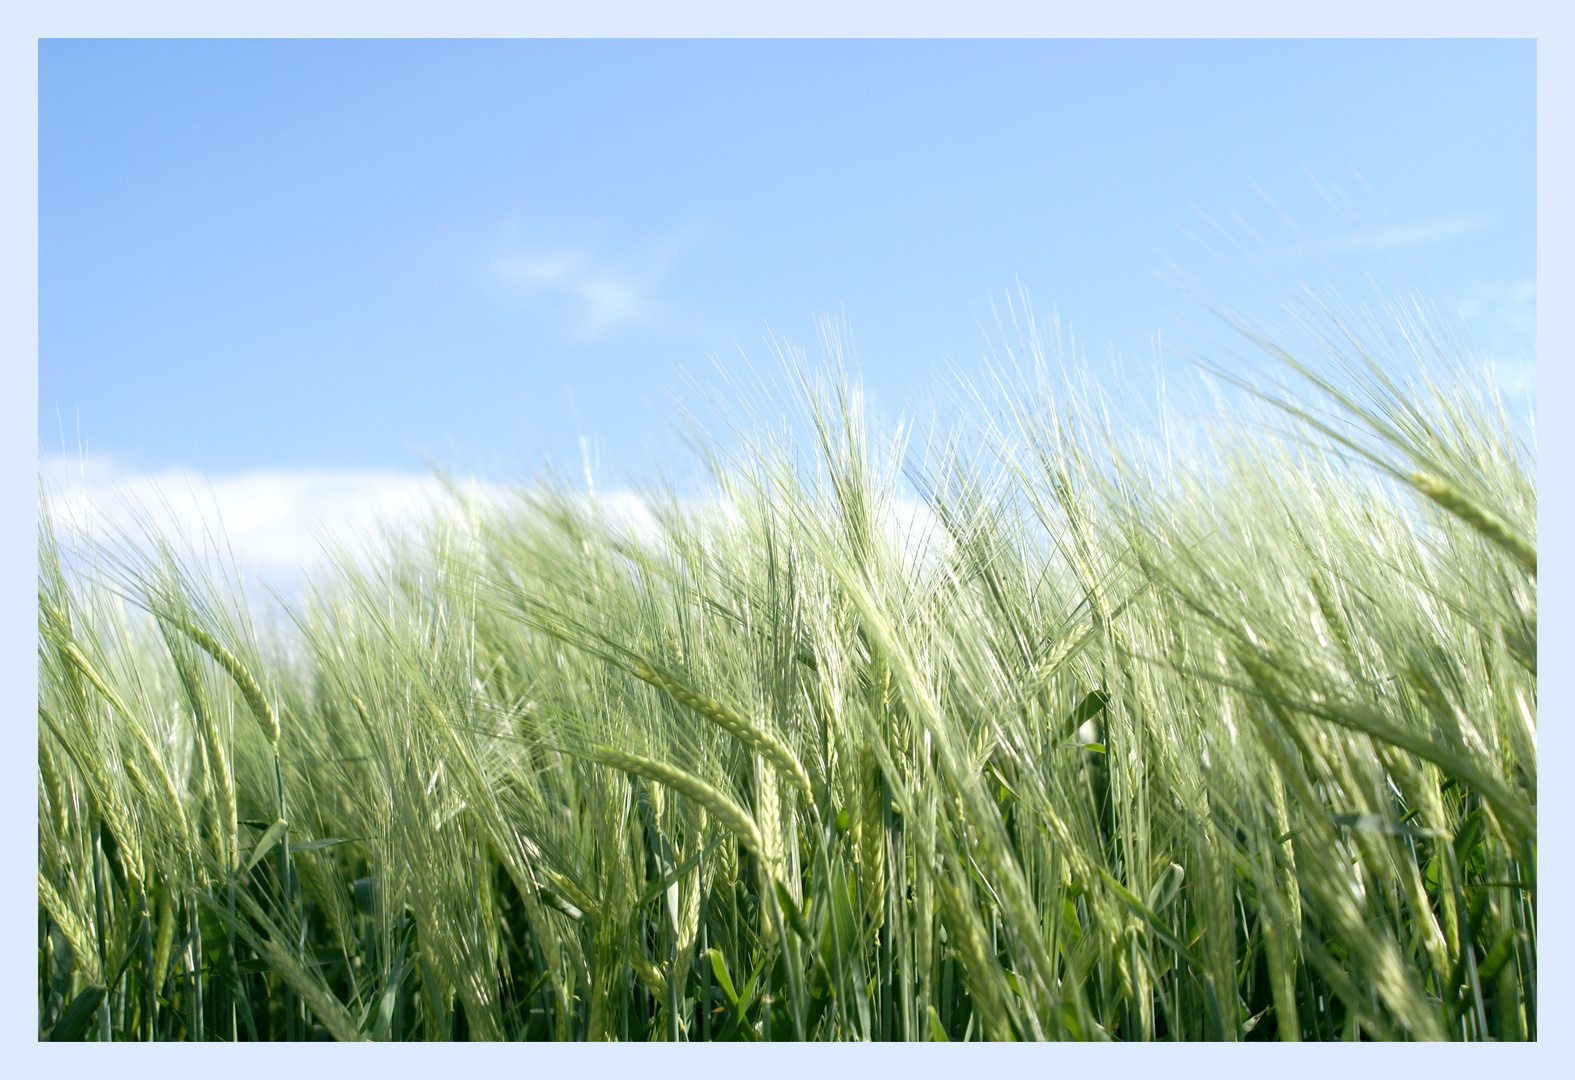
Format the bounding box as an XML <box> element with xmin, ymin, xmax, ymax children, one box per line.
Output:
<box><xmin>36</xmin><ymin>293</ymin><xmax>1534</xmax><ymax>1041</ymax></box>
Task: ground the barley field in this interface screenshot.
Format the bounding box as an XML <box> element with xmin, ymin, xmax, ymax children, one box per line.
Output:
<box><xmin>36</xmin><ymin>307</ymin><xmax>1536</xmax><ymax>1041</ymax></box>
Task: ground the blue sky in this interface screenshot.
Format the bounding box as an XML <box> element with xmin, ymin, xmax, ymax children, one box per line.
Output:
<box><xmin>41</xmin><ymin>38</ymin><xmax>1535</xmax><ymax>491</ymax></box>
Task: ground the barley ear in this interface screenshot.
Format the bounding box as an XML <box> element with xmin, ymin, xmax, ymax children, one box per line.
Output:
<box><xmin>171</xmin><ymin>616</ymin><xmax>281</xmax><ymax>748</ymax></box>
<box><xmin>38</xmin><ymin>872</ymin><xmax>102</xmax><ymax>985</ymax></box>
<box><xmin>632</xmin><ymin>660</ymin><xmax>812</xmax><ymax>797</ymax></box>
<box><xmin>858</xmin><ymin>747</ymin><xmax>887</xmax><ymax>929</ymax></box>
<box><xmin>1409</xmin><ymin>471</ymin><xmax>1536</xmax><ymax>575</ymax></box>
<box><xmin>589</xmin><ymin>745</ymin><xmax>765</xmax><ymax>858</ymax></box>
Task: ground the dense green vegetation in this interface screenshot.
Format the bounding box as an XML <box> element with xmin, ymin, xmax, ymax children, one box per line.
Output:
<box><xmin>37</xmin><ymin>309</ymin><xmax>1535</xmax><ymax>1041</ymax></box>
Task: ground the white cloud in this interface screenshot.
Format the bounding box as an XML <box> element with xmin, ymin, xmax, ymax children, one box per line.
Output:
<box><xmin>36</xmin><ymin>456</ymin><xmax>949</xmax><ymax>611</ymax></box>
<box><xmin>40</xmin><ymin>454</ymin><xmax>504</xmax><ymax>595</ymax></box>
<box><xmin>37</xmin><ymin>456</ymin><xmax>681</xmax><ymax>604</ymax></box>
<box><xmin>1278</xmin><ymin>215</ymin><xmax>1494</xmax><ymax>260</ymax></box>
<box><xmin>888</xmin><ymin>493</ymin><xmax>947</xmax><ymax>564</ymax></box>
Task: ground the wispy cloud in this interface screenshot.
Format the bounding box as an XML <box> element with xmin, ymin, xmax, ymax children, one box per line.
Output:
<box><xmin>1456</xmin><ymin>277</ymin><xmax>1536</xmax><ymax>340</ymax></box>
<box><xmin>489</xmin><ymin>228</ymin><xmax>695</xmax><ymax>340</ymax></box>
<box><xmin>1457</xmin><ymin>278</ymin><xmax>1536</xmax><ymax>398</ymax></box>
<box><xmin>1277</xmin><ymin>215</ymin><xmax>1494</xmax><ymax>260</ymax></box>
<box><xmin>1493</xmin><ymin>360</ymin><xmax>1536</xmax><ymax>400</ymax></box>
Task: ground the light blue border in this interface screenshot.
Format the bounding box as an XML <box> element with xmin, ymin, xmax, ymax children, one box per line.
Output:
<box><xmin>5</xmin><ymin>4</ymin><xmax>1561</xmax><ymax>1074</ymax></box>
